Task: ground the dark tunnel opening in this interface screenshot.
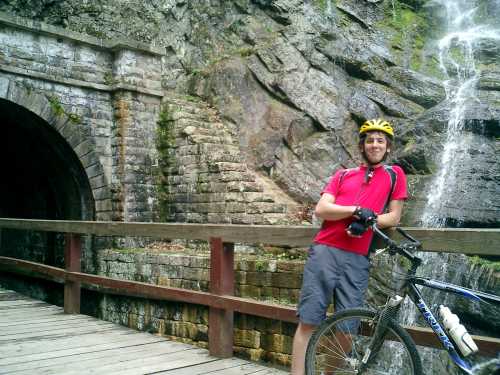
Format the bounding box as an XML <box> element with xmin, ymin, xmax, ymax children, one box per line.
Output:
<box><xmin>0</xmin><ymin>98</ymin><xmax>95</xmax><ymax>267</ymax></box>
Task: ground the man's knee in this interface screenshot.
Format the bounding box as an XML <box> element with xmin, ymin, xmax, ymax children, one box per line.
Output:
<box><xmin>295</xmin><ymin>322</ymin><xmax>316</xmax><ymax>338</ymax></box>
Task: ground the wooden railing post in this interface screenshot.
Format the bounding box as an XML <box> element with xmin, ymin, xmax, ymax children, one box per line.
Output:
<box><xmin>208</xmin><ymin>237</ymin><xmax>234</xmax><ymax>357</ymax></box>
<box><xmin>64</xmin><ymin>233</ymin><xmax>81</xmax><ymax>314</ymax></box>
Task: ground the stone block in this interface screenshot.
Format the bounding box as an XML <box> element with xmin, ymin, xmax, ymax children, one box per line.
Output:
<box><xmin>189</xmin><ymin>256</ymin><xmax>209</xmax><ymax>268</ymax></box>
<box><xmin>243</xmin><ymin>192</ymin><xmax>275</xmax><ymax>203</ymax></box>
<box><xmin>183</xmin><ymin>267</ymin><xmax>209</xmax><ymax>281</ymax></box>
<box><xmin>234</xmin><ymin>328</ymin><xmax>261</xmax><ymax>349</ymax></box>
<box><xmin>261</xmin><ymin>333</ymin><xmax>293</xmax><ymax>354</ymax></box>
<box><xmin>227</xmin><ymin>181</ymin><xmax>263</xmax><ymax>192</ymax></box>
<box><xmin>235</xmin><ymin>314</ymin><xmax>256</xmax><ymax>330</ymax></box>
<box><xmin>207</xmin><ymin>213</ymin><xmax>231</xmax><ymax>224</ymax></box>
<box><xmin>246</xmin><ymin>272</ymin><xmax>272</xmax><ymax>287</ymax></box>
<box><xmin>277</xmin><ymin>261</ymin><xmax>305</xmax><ymax>273</ymax></box>
<box><xmin>237</xmin><ymin>284</ymin><xmax>261</xmax><ymax>299</ymax></box>
<box><xmin>271</xmin><ymin>272</ymin><xmax>302</xmax><ymax>289</ymax></box>
<box><xmin>265</xmin><ymin>351</ymin><xmax>292</xmax><ymax>367</ymax></box>
<box><xmin>233</xmin><ymin>346</ymin><xmax>265</xmax><ymax>362</ymax></box>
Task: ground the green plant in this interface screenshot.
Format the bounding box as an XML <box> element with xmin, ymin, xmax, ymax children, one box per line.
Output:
<box><xmin>47</xmin><ymin>95</ymin><xmax>65</xmax><ymax>117</ymax></box>
<box><xmin>104</xmin><ymin>72</ymin><xmax>117</xmax><ymax>86</ymax></box>
<box><xmin>238</xmin><ymin>47</ymin><xmax>256</xmax><ymax>58</ymax></box>
<box><xmin>468</xmin><ymin>256</ymin><xmax>500</xmax><ymax>272</ymax></box>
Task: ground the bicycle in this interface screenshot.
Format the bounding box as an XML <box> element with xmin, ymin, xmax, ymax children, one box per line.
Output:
<box><xmin>305</xmin><ymin>226</ymin><xmax>500</xmax><ymax>375</ymax></box>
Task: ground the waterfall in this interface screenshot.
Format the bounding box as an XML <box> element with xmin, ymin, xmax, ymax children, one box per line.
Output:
<box><xmin>399</xmin><ymin>1</ymin><xmax>500</xmax><ymax>374</ymax></box>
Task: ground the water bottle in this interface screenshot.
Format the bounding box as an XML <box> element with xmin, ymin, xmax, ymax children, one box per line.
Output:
<box><xmin>438</xmin><ymin>305</ymin><xmax>478</xmax><ymax>357</ymax></box>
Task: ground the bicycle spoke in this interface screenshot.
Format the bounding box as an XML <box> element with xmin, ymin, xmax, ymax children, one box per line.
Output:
<box><xmin>306</xmin><ymin>310</ymin><xmax>420</xmax><ymax>375</ymax></box>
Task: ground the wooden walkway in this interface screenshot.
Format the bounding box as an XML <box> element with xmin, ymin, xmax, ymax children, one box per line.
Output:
<box><xmin>0</xmin><ymin>288</ymin><xmax>289</xmax><ymax>375</ymax></box>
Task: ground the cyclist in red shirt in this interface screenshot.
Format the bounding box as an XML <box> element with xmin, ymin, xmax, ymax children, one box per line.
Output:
<box><xmin>291</xmin><ymin>119</ymin><xmax>408</xmax><ymax>375</ymax></box>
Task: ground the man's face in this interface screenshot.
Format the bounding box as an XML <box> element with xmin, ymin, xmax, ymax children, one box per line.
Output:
<box><xmin>361</xmin><ymin>131</ymin><xmax>390</xmax><ymax>165</ymax></box>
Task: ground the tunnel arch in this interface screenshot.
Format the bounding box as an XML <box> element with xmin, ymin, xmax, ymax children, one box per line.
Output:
<box><xmin>0</xmin><ymin>78</ymin><xmax>107</xmax><ymax>266</ymax></box>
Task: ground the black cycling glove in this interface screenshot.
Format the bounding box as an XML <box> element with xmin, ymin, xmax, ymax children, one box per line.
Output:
<box><xmin>353</xmin><ymin>207</ymin><xmax>377</xmax><ymax>225</ymax></box>
<box><xmin>347</xmin><ymin>221</ymin><xmax>368</xmax><ymax>236</ymax></box>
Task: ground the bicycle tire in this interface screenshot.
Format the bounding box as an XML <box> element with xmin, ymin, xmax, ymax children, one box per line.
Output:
<box><xmin>305</xmin><ymin>308</ymin><xmax>422</xmax><ymax>375</ymax></box>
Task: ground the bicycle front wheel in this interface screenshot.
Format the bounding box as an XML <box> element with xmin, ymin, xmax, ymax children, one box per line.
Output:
<box><xmin>305</xmin><ymin>308</ymin><xmax>422</xmax><ymax>375</ymax></box>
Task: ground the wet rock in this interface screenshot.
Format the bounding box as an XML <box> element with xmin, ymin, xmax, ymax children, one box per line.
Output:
<box><xmin>478</xmin><ymin>69</ymin><xmax>500</xmax><ymax>91</ymax></box>
<box><xmin>383</xmin><ymin>67</ymin><xmax>445</xmax><ymax>108</ymax></box>
<box><xmin>357</xmin><ymin>81</ymin><xmax>426</xmax><ymax>118</ymax></box>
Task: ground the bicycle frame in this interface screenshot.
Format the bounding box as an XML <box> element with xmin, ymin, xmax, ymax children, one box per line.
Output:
<box><xmin>370</xmin><ymin>225</ymin><xmax>500</xmax><ymax>375</ymax></box>
<box><xmin>405</xmin><ymin>275</ymin><xmax>500</xmax><ymax>374</ymax></box>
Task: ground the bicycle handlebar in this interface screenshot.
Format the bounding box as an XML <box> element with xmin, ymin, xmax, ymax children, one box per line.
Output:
<box><xmin>371</xmin><ymin>226</ymin><xmax>422</xmax><ymax>269</ymax></box>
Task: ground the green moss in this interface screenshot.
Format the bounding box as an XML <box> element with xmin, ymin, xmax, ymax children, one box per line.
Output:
<box><xmin>468</xmin><ymin>256</ymin><xmax>500</xmax><ymax>273</ymax></box>
<box><xmin>47</xmin><ymin>95</ymin><xmax>65</xmax><ymax>117</ymax></box>
<box><xmin>377</xmin><ymin>1</ymin><xmax>443</xmax><ymax>78</ymax></box>
<box><xmin>68</xmin><ymin>113</ymin><xmax>82</xmax><ymax>124</ymax></box>
<box><xmin>237</xmin><ymin>46</ymin><xmax>256</xmax><ymax>58</ymax></box>
<box><xmin>47</xmin><ymin>95</ymin><xmax>83</xmax><ymax>124</ymax></box>
<box><xmin>104</xmin><ymin>71</ymin><xmax>117</xmax><ymax>86</ymax></box>
<box><xmin>156</xmin><ymin>106</ymin><xmax>176</xmax><ymax>221</ymax></box>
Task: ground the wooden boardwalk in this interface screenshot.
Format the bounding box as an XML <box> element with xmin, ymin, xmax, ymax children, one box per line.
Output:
<box><xmin>0</xmin><ymin>288</ymin><xmax>289</xmax><ymax>375</ymax></box>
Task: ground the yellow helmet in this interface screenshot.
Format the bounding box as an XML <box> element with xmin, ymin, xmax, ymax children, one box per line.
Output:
<box><xmin>359</xmin><ymin>119</ymin><xmax>394</xmax><ymax>138</ymax></box>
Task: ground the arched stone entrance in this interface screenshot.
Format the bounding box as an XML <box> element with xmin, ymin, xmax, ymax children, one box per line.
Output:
<box><xmin>0</xmin><ymin>79</ymin><xmax>105</xmax><ymax>267</ymax></box>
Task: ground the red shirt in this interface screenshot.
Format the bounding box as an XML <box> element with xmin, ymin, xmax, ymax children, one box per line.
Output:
<box><xmin>314</xmin><ymin>164</ymin><xmax>408</xmax><ymax>255</ymax></box>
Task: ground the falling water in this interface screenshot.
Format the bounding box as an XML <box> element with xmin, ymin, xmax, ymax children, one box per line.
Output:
<box><xmin>401</xmin><ymin>1</ymin><xmax>500</xmax><ymax>374</ymax></box>
<box><xmin>420</xmin><ymin>0</ymin><xmax>497</xmax><ymax>226</ymax></box>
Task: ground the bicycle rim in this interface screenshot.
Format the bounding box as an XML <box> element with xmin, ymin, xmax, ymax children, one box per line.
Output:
<box><xmin>305</xmin><ymin>308</ymin><xmax>422</xmax><ymax>375</ymax></box>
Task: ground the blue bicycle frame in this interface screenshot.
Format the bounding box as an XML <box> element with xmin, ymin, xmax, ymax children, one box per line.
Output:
<box><xmin>407</xmin><ymin>276</ymin><xmax>500</xmax><ymax>374</ymax></box>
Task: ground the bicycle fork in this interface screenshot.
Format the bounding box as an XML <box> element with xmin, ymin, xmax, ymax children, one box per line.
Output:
<box><xmin>360</xmin><ymin>295</ymin><xmax>404</xmax><ymax>370</ymax></box>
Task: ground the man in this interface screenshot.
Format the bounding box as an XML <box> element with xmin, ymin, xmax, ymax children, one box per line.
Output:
<box><xmin>290</xmin><ymin>119</ymin><xmax>408</xmax><ymax>375</ymax></box>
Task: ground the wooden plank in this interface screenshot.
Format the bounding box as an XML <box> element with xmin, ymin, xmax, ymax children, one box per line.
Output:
<box><xmin>0</xmin><ymin>317</ymin><xmax>109</xmax><ymax>334</ymax></box>
<box><xmin>25</xmin><ymin>346</ymin><xmax>201</xmax><ymax>375</ymax></box>
<box><xmin>0</xmin><ymin>305</ymin><xmax>61</xmax><ymax>316</ymax></box>
<box><xmin>0</xmin><ymin>299</ymin><xmax>50</xmax><ymax>307</ymax></box>
<box><xmin>0</xmin><ymin>218</ymin><xmax>498</xmax><ymax>254</ymax></box>
<box><xmin>0</xmin><ymin>340</ymin><xmax>191</xmax><ymax>373</ymax></box>
<box><xmin>0</xmin><ymin>313</ymin><xmax>90</xmax><ymax>327</ymax></box>
<box><xmin>405</xmin><ymin>325</ymin><xmax>500</xmax><ymax>358</ymax></box>
<box><xmin>0</xmin><ymin>336</ymin><xmax>169</xmax><ymax>366</ymax></box>
<box><xmin>0</xmin><ymin>321</ymin><xmax>122</xmax><ymax>342</ymax></box>
<box><xmin>152</xmin><ymin>357</ymin><xmax>248</xmax><ymax>375</ymax></box>
<box><xmin>0</xmin><ymin>329</ymin><xmax>138</xmax><ymax>356</ymax></box>
<box><xmin>80</xmin><ymin>349</ymin><xmax>215</xmax><ymax>375</ymax></box>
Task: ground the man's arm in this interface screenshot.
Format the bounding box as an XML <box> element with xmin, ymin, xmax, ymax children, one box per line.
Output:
<box><xmin>314</xmin><ymin>193</ymin><xmax>357</xmax><ymax>221</ymax></box>
<box><xmin>376</xmin><ymin>199</ymin><xmax>404</xmax><ymax>228</ymax></box>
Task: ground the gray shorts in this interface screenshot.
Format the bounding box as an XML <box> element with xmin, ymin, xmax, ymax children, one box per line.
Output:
<box><xmin>297</xmin><ymin>244</ymin><xmax>371</xmax><ymax>326</ymax></box>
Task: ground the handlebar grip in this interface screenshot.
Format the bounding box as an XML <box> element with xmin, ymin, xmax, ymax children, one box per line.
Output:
<box><xmin>396</xmin><ymin>227</ymin><xmax>422</xmax><ymax>248</ymax></box>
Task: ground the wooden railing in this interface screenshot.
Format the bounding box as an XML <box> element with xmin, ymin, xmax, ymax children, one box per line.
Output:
<box><xmin>0</xmin><ymin>218</ymin><xmax>499</xmax><ymax>358</ymax></box>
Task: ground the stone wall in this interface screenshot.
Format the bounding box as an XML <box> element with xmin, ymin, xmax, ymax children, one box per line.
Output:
<box><xmin>158</xmin><ymin>95</ymin><xmax>302</xmax><ymax>225</ymax></box>
<box><xmin>96</xmin><ymin>246</ymin><xmax>303</xmax><ymax>367</ymax></box>
<box><xmin>0</xmin><ymin>12</ymin><xmax>164</xmax><ymax>224</ymax></box>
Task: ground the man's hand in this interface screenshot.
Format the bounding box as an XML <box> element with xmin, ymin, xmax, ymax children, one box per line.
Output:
<box><xmin>353</xmin><ymin>207</ymin><xmax>377</xmax><ymax>225</ymax></box>
<box><xmin>346</xmin><ymin>221</ymin><xmax>368</xmax><ymax>237</ymax></box>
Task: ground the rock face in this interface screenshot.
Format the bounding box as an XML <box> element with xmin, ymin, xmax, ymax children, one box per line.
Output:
<box><xmin>1</xmin><ymin>0</ymin><xmax>498</xmax><ymax>227</ymax></box>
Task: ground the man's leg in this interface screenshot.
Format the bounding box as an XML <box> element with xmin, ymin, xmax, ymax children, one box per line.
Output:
<box><xmin>291</xmin><ymin>322</ymin><xmax>316</xmax><ymax>375</ymax></box>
